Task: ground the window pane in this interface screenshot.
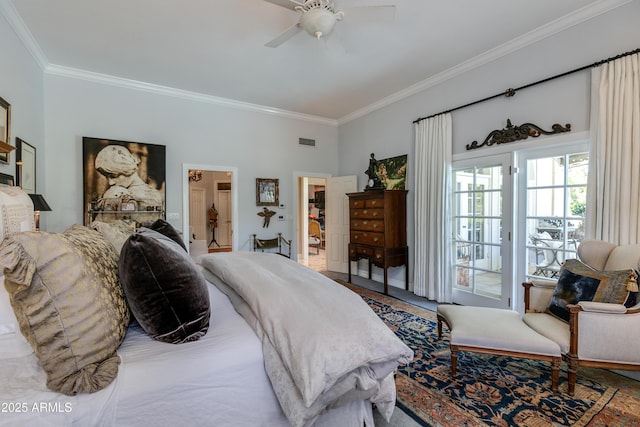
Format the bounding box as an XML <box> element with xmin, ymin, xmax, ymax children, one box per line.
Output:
<box><xmin>527</xmin><ymin>189</ymin><xmax>564</xmax><ymax>217</ymax></box>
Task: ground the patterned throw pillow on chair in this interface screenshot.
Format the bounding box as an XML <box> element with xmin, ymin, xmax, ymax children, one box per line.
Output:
<box><xmin>547</xmin><ymin>258</ymin><xmax>638</xmax><ymax>322</ymax></box>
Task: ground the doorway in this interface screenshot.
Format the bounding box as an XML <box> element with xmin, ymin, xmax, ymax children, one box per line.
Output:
<box><xmin>182</xmin><ymin>164</ymin><xmax>238</xmax><ymax>257</ymax></box>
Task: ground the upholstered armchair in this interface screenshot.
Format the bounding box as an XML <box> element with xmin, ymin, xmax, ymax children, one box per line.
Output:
<box><xmin>522</xmin><ymin>239</ymin><xmax>640</xmax><ymax>395</ymax></box>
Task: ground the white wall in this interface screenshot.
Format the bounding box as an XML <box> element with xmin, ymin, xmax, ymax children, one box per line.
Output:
<box><xmin>337</xmin><ymin>1</ymin><xmax>640</xmax><ymax>289</ymax></box>
<box><xmin>0</xmin><ymin>12</ymin><xmax>44</xmax><ymax>193</ymax></box>
<box><xmin>42</xmin><ymin>75</ymin><xmax>339</xmax><ymax>250</ymax></box>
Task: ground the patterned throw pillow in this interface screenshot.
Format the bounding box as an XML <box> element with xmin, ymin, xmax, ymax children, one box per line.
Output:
<box><xmin>547</xmin><ymin>258</ymin><xmax>637</xmax><ymax>322</ymax></box>
<box><xmin>0</xmin><ymin>225</ymin><xmax>129</xmax><ymax>395</ymax></box>
<box><xmin>0</xmin><ymin>187</ymin><xmax>34</xmax><ymax>241</ymax></box>
<box><xmin>119</xmin><ymin>228</ymin><xmax>210</xmax><ymax>344</ymax></box>
<box><xmin>90</xmin><ymin>219</ymin><xmax>135</xmax><ymax>254</ymax></box>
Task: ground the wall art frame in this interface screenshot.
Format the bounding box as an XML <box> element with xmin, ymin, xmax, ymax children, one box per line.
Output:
<box><xmin>256</xmin><ymin>178</ymin><xmax>279</xmax><ymax>207</ymax></box>
<box><xmin>82</xmin><ymin>137</ymin><xmax>166</xmax><ymax>225</ymax></box>
<box><xmin>0</xmin><ymin>96</ymin><xmax>11</xmax><ymax>164</ymax></box>
<box><xmin>16</xmin><ymin>138</ymin><xmax>36</xmax><ymax>193</ymax></box>
<box><xmin>377</xmin><ymin>154</ymin><xmax>408</xmax><ymax>190</ymax></box>
<box><xmin>0</xmin><ymin>172</ymin><xmax>14</xmax><ymax>187</ymax></box>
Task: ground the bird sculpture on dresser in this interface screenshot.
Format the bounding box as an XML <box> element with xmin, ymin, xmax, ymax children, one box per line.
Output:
<box><xmin>258</xmin><ymin>207</ymin><xmax>277</xmax><ymax>228</ymax></box>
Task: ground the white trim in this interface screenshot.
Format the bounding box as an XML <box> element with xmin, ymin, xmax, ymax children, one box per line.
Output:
<box><xmin>337</xmin><ymin>0</ymin><xmax>632</xmax><ymax>125</ymax></box>
<box><xmin>0</xmin><ymin>0</ymin><xmax>47</xmax><ymax>68</ymax></box>
<box><xmin>182</xmin><ymin>163</ymin><xmax>239</xmax><ymax>254</ymax></box>
<box><xmin>44</xmin><ymin>64</ymin><xmax>338</xmax><ymax>126</ymax></box>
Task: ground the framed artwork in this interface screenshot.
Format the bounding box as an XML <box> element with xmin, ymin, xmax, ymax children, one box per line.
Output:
<box><xmin>377</xmin><ymin>154</ymin><xmax>408</xmax><ymax>190</ymax></box>
<box><xmin>83</xmin><ymin>137</ymin><xmax>166</xmax><ymax>225</ymax></box>
<box><xmin>256</xmin><ymin>178</ymin><xmax>279</xmax><ymax>206</ymax></box>
<box><xmin>16</xmin><ymin>138</ymin><xmax>36</xmax><ymax>193</ymax></box>
<box><xmin>0</xmin><ymin>96</ymin><xmax>11</xmax><ymax>164</ymax></box>
<box><xmin>0</xmin><ymin>172</ymin><xmax>14</xmax><ymax>187</ymax></box>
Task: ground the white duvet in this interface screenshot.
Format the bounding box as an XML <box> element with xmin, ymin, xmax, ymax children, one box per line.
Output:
<box><xmin>198</xmin><ymin>252</ymin><xmax>413</xmax><ymax>427</ymax></box>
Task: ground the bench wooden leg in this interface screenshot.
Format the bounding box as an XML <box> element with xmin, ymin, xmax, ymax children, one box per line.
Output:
<box><xmin>450</xmin><ymin>345</ymin><xmax>459</xmax><ymax>376</ymax></box>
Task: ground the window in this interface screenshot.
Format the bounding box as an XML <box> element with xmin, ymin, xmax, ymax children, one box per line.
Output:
<box><xmin>523</xmin><ymin>151</ymin><xmax>588</xmax><ymax>281</ymax></box>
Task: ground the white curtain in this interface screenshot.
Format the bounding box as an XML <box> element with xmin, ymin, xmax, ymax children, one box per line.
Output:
<box><xmin>586</xmin><ymin>52</ymin><xmax>640</xmax><ymax>245</ymax></box>
<box><xmin>413</xmin><ymin>113</ymin><xmax>452</xmax><ymax>301</ymax></box>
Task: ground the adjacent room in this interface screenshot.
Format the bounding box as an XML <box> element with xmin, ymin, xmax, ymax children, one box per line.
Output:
<box><xmin>1</xmin><ymin>0</ymin><xmax>639</xmax><ymax>426</ymax></box>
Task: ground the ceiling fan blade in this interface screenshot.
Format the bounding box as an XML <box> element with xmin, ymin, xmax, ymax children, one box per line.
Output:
<box><xmin>265</xmin><ymin>23</ymin><xmax>303</xmax><ymax>48</ymax></box>
<box><xmin>263</xmin><ymin>0</ymin><xmax>305</xmax><ymax>11</ymax></box>
<box><xmin>341</xmin><ymin>5</ymin><xmax>396</xmax><ymax>23</ymax></box>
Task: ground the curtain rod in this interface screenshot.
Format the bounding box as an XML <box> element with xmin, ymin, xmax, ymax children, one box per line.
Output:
<box><xmin>413</xmin><ymin>47</ymin><xmax>640</xmax><ymax>124</ymax></box>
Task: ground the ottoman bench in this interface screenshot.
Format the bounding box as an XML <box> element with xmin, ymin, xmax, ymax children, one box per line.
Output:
<box><xmin>437</xmin><ymin>305</ymin><xmax>562</xmax><ymax>392</ymax></box>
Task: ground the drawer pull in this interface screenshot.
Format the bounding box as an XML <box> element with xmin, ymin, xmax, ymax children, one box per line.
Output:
<box><xmin>363</xmin><ymin>210</ymin><xmax>368</xmax><ymax>214</ymax></box>
<box><xmin>372</xmin><ymin>212</ymin><xmax>378</xmax><ymax>217</ymax></box>
<box><xmin>373</xmin><ymin>237</ymin><xmax>379</xmax><ymax>242</ymax></box>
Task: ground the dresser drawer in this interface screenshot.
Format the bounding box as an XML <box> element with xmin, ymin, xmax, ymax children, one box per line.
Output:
<box><xmin>349</xmin><ymin>245</ymin><xmax>373</xmax><ymax>258</ymax></box>
<box><xmin>365</xmin><ymin>198</ymin><xmax>384</xmax><ymax>208</ymax></box>
<box><xmin>350</xmin><ymin>208</ymin><xmax>384</xmax><ymax>220</ymax></box>
<box><xmin>350</xmin><ymin>231</ymin><xmax>384</xmax><ymax>247</ymax></box>
<box><xmin>350</xmin><ymin>219</ymin><xmax>384</xmax><ymax>232</ymax></box>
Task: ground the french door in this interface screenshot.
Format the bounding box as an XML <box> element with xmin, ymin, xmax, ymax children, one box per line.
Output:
<box><xmin>452</xmin><ymin>154</ymin><xmax>513</xmax><ymax>308</ymax></box>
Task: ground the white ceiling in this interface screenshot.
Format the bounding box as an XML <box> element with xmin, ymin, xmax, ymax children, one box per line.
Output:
<box><xmin>5</xmin><ymin>0</ymin><xmax>630</xmax><ymax>122</ymax></box>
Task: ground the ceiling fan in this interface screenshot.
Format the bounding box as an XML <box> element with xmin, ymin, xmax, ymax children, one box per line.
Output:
<box><xmin>264</xmin><ymin>0</ymin><xmax>396</xmax><ymax>48</ymax></box>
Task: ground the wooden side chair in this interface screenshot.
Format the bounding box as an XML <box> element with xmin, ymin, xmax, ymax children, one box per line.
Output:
<box><xmin>252</xmin><ymin>233</ymin><xmax>292</xmax><ymax>258</ymax></box>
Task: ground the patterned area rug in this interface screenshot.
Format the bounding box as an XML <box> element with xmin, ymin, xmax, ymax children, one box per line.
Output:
<box><xmin>340</xmin><ymin>282</ymin><xmax>640</xmax><ymax>427</ymax></box>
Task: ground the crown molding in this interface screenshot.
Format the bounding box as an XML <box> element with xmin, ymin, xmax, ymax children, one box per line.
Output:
<box><xmin>337</xmin><ymin>0</ymin><xmax>632</xmax><ymax>125</ymax></box>
<box><xmin>0</xmin><ymin>0</ymin><xmax>47</xmax><ymax>68</ymax></box>
<box><xmin>2</xmin><ymin>0</ymin><xmax>630</xmax><ymax>127</ymax></box>
<box><xmin>44</xmin><ymin>64</ymin><xmax>338</xmax><ymax>126</ymax></box>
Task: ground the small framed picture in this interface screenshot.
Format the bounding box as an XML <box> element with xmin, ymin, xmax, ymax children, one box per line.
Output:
<box><xmin>256</xmin><ymin>178</ymin><xmax>279</xmax><ymax>207</ymax></box>
<box><xmin>16</xmin><ymin>138</ymin><xmax>36</xmax><ymax>193</ymax></box>
<box><xmin>0</xmin><ymin>96</ymin><xmax>11</xmax><ymax>164</ymax></box>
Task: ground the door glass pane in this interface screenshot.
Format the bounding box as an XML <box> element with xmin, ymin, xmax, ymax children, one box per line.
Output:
<box><xmin>525</xmin><ymin>152</ymin><xmax>588</xmax><ymax>280</ymax></box>
<box><xmin>452</xmin><ymin>165</ymin><xmax>503</xmax><ymax>300</ymax></box>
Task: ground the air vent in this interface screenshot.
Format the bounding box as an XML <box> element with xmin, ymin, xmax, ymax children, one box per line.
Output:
<box><xmin>299</xmin><ymin>138</ymin><xmax>316</xmax><ymax>147</ymax></box>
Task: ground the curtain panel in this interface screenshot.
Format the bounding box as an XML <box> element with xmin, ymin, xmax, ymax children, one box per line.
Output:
<box><xmin>413</xmin><ymin>114</ymin><xmax>452</xmax><ymax>302</ymax></box>
<box><xmin>586</xmin><ymin>52</ymin><xmax>640</xmax><ymax>245</ymax></box>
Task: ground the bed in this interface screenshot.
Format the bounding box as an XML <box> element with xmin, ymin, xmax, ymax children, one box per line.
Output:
<box><xmin>0</xmin><ymin>238</ymin><xmax>412</xmax><ymax>426</ymax></box>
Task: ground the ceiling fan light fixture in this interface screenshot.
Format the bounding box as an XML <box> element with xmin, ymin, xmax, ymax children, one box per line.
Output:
<box><xmin>297</xmin><ymin>2</ymin><xmax>343</xmax><ymax>40</ymax></box>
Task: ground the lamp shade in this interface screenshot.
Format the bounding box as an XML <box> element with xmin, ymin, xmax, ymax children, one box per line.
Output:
<box><xmin>28</xmin><ymin>194</ymin><xmax>52</xmax><ymax>212</ymax></box>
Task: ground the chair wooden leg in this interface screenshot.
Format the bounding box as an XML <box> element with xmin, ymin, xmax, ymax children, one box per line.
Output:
<box><xmin>551</xmin><ymin>357</ymin><xmax>560</xmax><ymax>393</ymax></box>
<box><xmin>567</xmin><ymin>354</ymin><xmax>578</xmax><ymax>396</ymax></box>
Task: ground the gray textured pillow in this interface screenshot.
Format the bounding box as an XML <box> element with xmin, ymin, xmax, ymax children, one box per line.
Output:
<box><xmin>0</xmin><ymin>225</ymin><xmax>129</xmax><ymax>395</ymax></box>
<box><xmin>119</xmin><ymin>228</ymin><xmax>210</xmax><ymax>343</ymax></box>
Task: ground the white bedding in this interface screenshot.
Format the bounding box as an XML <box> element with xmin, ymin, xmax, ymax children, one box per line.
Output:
<box><xmin>199</xmin><ymin>252</ymin><xmax>414</xmax><ymax>427</ymax></box>
<box><xmin>1</xmin><ymin>268</ymin><xmax>377</xmax><ymax>427</ymax></box>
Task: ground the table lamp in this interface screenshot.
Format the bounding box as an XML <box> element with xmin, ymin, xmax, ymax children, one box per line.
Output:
<box><xmin>28</xmin><ymin>194</ymin><xmax>52</xmax><ymax>231</ymax></box>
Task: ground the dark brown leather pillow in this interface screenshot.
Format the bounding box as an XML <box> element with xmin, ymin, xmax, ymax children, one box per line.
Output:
<box><xmin>119</xmin><ymin>228</ymin><xmax>210</xmax><ymax>343</ymax></box>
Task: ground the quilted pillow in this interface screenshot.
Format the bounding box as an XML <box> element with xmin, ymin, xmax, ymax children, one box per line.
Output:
<box><xmin>148</xmin><ymin>218</ymin><xmax>186</xmax><ymax>251</ymax></box>
<box><xmin>90</xmin><ymin>220</ymin><xmax>135</xmax><ymax>254</ymax></box>
<box><xmin>0</xmin><ymin>225</ymin><xmax>129</xmax><ymax>395</ymax></box>
<box><xmin>547</xmin><ymin>258</ymin><xmax>637</xmax><ymax>322</ymax></box>
<box><xmin>119</xmin><ymin>228</ymin><xmax>210</xmax><ymax>343</ymax></box>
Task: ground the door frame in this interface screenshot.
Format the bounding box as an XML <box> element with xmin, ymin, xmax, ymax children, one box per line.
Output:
<box><xmin>182</xmin><ymin>163</ymin><xmax>238</xmax><ymax>254</ymax></box>
<box><xmin>451</xmin><ymin>153</ymin><xmax>514</xmax><ymax>309</ymax></box>
<box><xmin>294</xmin><ymin>171</ymin><xmax>331</xmax><ymax>263</ymax></box>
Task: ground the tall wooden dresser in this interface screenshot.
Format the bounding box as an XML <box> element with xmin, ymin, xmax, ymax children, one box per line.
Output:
<box><xmin>347</xmin><ymin>190</ymin><xmax>408</xmax><ymax>294</ymax></box>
